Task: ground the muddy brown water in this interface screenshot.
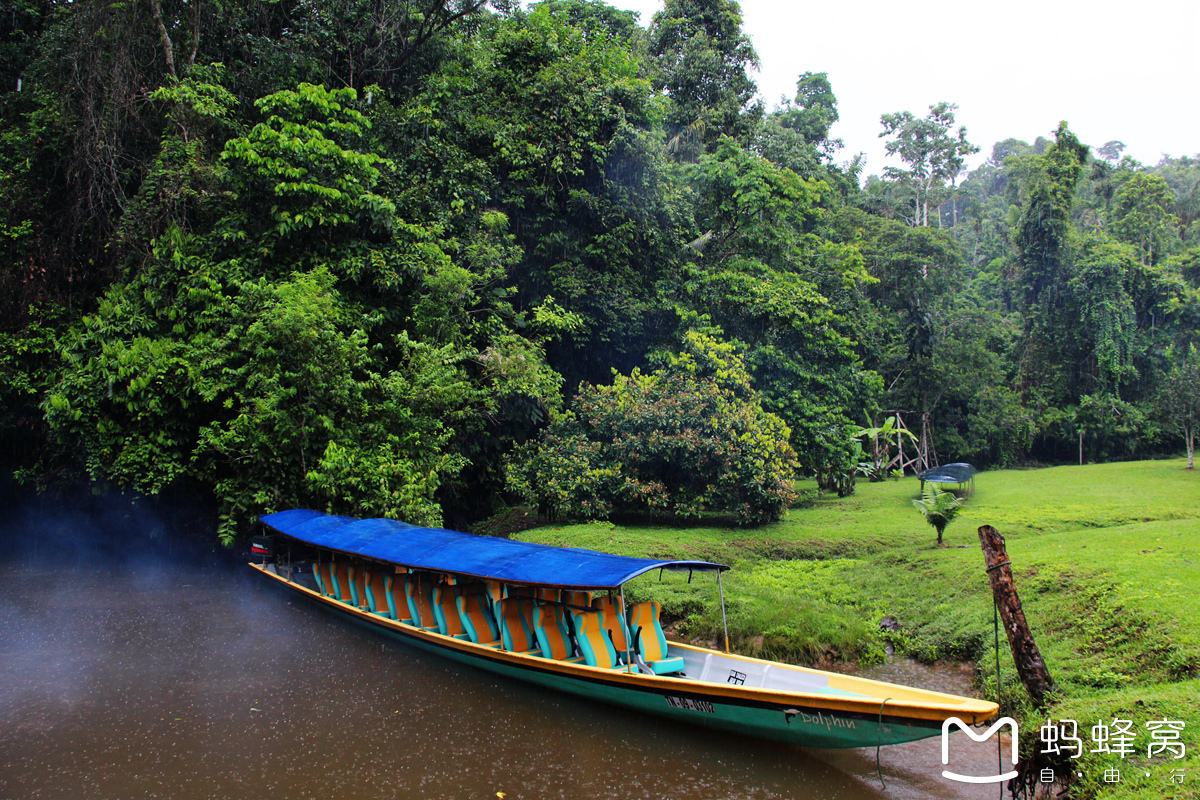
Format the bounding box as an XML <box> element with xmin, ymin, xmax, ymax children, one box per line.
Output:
<box><xmin>0</xmin><ymin>561</ymin><xmax>1010</xmax><ymax>799</ymax></box>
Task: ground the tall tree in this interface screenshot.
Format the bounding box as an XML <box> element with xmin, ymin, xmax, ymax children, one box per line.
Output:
<box><xmin>1096</xmin><ymin>140</ymin><xmax>1126</xmax><ymax>164</ymax></box>
<box><xmin>832</xmin><ymin>207</ymin><xmax>969</xmax><ymax>470</ymax></box>
<box><xmin>1111</xmin><ymin>172</ymin><xmax>1179</xmax><ymax>268</ymax></box>
<box><xmin>778</xmin><ymin>71</ymin><xmax>840</xmax><ymax>153</ymax></box>
<box><xmin>1014</xmin><ymin>122</ymin><xmax>1089</xmax><ymax>314</ymax></box>
<box><xmin>878</xmin><ymin>102</ymin><xmax>979</xmax><ymax>227</ymax></box>
<box><xmin>1070</xmin><ymin>233</ymin><xmax>1138</xmax><ymax>393</ymax></box>
<box><xmin>646</xmin><ymin>0</ymin><xmax>761</xmax><ymax>154</ymax></box>
<box><xmin>754</xmin><ymin>71</ymin><xmax>857</xmax><ymax>192</ymax></box>
<box><xmin>1011</xmin><ymin>123</ymin><xmax>1089</xmax><ymax>410</ymax></box>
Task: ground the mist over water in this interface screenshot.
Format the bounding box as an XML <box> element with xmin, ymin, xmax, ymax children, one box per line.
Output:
<box><xmin>0</xmin><ymin>492</ymin><xmax>1003</xmax><ymax>799</ymax></box>
<box><xmin>0</xmin><ymin>474</ymin><xmax>224</xmax><ymax>567</ymax></box>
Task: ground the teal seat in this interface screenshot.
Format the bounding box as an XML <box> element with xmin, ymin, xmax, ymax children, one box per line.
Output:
<box><xmin>484</xmin><ymin>581</ymin><xmax>505</xmax><ymax>621</ymax></box>
<box><xmin>627</xmin><ymin>601</ymin><xmax>685</xmax><ymax>675</ymax></box>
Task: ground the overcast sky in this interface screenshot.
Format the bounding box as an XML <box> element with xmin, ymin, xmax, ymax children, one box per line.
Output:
<box><xmin>606</xmin><ymin>0</ymin><xmax>1200</xmax><ymax>176</ymax></box>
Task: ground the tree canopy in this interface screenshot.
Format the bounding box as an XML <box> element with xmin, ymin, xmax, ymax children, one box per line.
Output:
<box><xmin>1</xmin><ymin>0</ymin><xmax>1197</xmax><ymax>540</ymax></box>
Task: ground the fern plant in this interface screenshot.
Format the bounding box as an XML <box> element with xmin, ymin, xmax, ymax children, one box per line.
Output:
<box><xmin>911</xmin><ymin>484</ymin><xmax>964</xmax><ymax>546</ymax></box>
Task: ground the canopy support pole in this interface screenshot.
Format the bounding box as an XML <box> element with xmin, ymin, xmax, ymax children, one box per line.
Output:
<box><xmin>718</xmin><ymin>569</ymin><xmax>730</xmax><ymax>654</ymax></box>
<box><xmin>619</xmin><ymin>584</ymin><xmax>632</xmax><ymax>671</ymax></box>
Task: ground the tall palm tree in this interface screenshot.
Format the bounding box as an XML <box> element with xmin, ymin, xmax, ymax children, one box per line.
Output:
<box><xmin>911</xmin><ymin>484</ymin><xmax>963</xmax><ymax>546</ymax></box>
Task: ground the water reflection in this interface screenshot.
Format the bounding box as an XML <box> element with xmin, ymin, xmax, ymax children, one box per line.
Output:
<box><xmin>0</xmin><ymin>562</ymin><xmax>1000</xmax><ymax>799</ymax></box>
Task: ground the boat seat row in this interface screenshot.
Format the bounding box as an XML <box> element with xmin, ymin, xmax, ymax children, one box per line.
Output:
<box><xmin>310</xmin><ymin>560</ymin><xmax>681</xmax><ymax>673</ymax></box>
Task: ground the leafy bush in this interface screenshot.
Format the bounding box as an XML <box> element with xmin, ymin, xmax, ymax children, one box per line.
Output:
<box><xmin>507</xmin><ymin>332</ymin><xmax>797</xmax><ymax>525</ymax></box>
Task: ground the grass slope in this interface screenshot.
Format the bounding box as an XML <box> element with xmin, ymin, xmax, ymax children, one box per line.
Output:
<box><xmin>516</xmin><ymin>459</ymin><xmax>1200</xmax><ymax>799</ymax></box>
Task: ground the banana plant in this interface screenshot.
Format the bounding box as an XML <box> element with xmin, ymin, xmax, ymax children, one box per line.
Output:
<box><xmin>852</xmin><ymin>415</ymin><xmax>917</xmax><ymax>481</ymax></box>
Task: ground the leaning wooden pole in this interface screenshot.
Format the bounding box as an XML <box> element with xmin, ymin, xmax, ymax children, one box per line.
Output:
<box><xmin>977</xmin><ymin>525</ymin><xmax>1060</xmax><ymax>710</ymax></box>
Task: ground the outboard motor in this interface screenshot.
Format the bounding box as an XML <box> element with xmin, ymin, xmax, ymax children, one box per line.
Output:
<box><xmin>250</xmin><ymin>534</ymin><xmax>278</xmax><ymax>563</ymax></box>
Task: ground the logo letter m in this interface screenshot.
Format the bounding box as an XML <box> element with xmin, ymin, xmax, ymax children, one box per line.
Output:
<box><xmin>941</xmin><ymin>716</ymin><xmax>1019</xmax><ymax>784</ymax></box>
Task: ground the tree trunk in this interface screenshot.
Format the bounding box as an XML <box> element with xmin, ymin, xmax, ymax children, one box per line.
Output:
<box><xmin>1188</xmin><ymin>427</ymin><xmax>1194</xmax><ymax>469</ymax></box>
<box><xmin>919</xmin><ymin>412</ymin><xmax>930</xmax><ymax>473</ymax></box>
<box><xmin>149</xmin><ymin>0</ymin><xmax>177</xmax><ymax>79</ymax></box>
<box><xmin>186</xmin><ymin>0</ymin><xmax>201</xmax><ymax>73</ymax></box>
<box><xmin>977</xmin><ymin>525</ymin><xmax>1060</xmax><ymax>710</ymax></box>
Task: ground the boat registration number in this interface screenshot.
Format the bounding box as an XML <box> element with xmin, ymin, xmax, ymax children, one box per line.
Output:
<box><xmin>664</xmin><ymin>696</ymin><xmax>714</xmax><ymax>714</ymax></box>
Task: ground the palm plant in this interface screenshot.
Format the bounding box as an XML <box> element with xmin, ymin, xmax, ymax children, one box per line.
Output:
<box><xmin>911</xmin><ymin>484</ymin><xmax>964</xmax><ymax>546</ymax></box>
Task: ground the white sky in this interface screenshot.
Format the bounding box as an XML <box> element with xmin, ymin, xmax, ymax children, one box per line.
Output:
<box><xmin>607</xmin><ymin>0</ymin><xmax>1200</xmax><ymax>176</ymax></box>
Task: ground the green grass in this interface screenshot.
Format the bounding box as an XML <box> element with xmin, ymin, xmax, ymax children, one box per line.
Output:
<box><xmin>516</xmin><ymin>458</ymin><xmax>1200</xmax><ymax>799</ymax></box>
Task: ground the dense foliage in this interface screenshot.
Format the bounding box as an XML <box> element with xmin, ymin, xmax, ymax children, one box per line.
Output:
<box><xmin>1</xmin><ymin>0</ymin><xmax>1197</xmax><ymax>539</ymax></box>
<box><xmin>507</xmin><ymin>332</ymin><xmax>797</xmax><ymax>524</ymax></box>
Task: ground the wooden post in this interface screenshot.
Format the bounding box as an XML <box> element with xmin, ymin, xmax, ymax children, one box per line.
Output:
<box><xmin>977</xmin><ymin>525</ymin><xmax>1060</xmax><ymax>710</ymax></box>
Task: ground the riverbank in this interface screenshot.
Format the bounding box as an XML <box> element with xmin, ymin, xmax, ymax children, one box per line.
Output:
<box><xmin>516</xmin><ymin>459</ymin><xmax>1200</xmax><ymax>799</ymax></box>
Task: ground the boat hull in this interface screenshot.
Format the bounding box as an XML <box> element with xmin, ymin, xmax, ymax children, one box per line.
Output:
<box><xmin>252</xmin><ymin>563</ymin><xmax>994</xmax><ymax>749</ymax></box>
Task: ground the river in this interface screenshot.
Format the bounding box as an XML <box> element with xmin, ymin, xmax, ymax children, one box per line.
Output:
<box><xmin>0</xmin><ymin>559</ymin><xmax>1011</xmax><ymax>799</ymax></box>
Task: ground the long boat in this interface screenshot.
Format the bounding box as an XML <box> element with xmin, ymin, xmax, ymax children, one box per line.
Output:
<box><xmin>252</xmin><ymin>509</ymin><xmax>998</xmax><ymax>749</ymax></box>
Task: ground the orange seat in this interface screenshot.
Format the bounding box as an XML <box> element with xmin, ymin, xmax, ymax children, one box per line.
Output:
<box><xmin>390</xmin><ymin>571</ymin><xmax>414</xmax><ymax>624</ymax></box>
<box><xmin>314</xmin><ymin>561</ymin><xmax>334</xmax><ymax>597</ymax></box>
<box><xmin>332</xmin><ymin>561</ymin><xmax>354</xmax><ymax>604</ymax></box>
<box><xmin>562</xmin><ymin>590</ymin><xmax>592</xmax><ymax>608</ymax></box>
<box><xmin>485</xmin><ymin>581</ymin><xmax>505</xmax><ymax>617</ymax></box>
<box><xmin>533</xmin><ymin>602</ymin><xmax>582</xmax><ymax>661</ymax></box>
<box><xmin>499</xmin><ymin>598</ymin><xmax>539</xmax><ymax>653</ymax></box>
<box><xmin>593</xmin><ymin>595</ymin><xmax>631</xmax><ymax>654</ymax></box>
<box><xmin>456</xmin><ymin>585</ymin><xmax>501</xmax><ymax>646</ymax></box>
<box><xmin>405</xmin><ymin>573</ymin><xmax>440</xmax><ymax>630</ymax></box>
<box><xmin>364</xmin><ymin>568</ymin><xmax>393</xmax><ymax>618</ymax></box>
<box><xmin>348</xmin><ymin>562</ymin><xmax>371</xmax><ymax>610</ymax></box>
<box><xmin>432</xmin><ymin>580</ymin><xmax>468</xmax><ymax>638</ymax></box>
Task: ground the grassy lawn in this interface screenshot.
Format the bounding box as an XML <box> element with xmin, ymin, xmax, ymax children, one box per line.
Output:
<box><xmin>516</xmin><ymin>458</ymin><xmax>1200</xmax><ymax>799</ymax></box>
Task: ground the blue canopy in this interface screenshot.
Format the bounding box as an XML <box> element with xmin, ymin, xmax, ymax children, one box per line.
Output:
<box><xmin>260</xmin><ymin>509</ymin><xmax>727</xmax><ymax>590</ymax></box>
